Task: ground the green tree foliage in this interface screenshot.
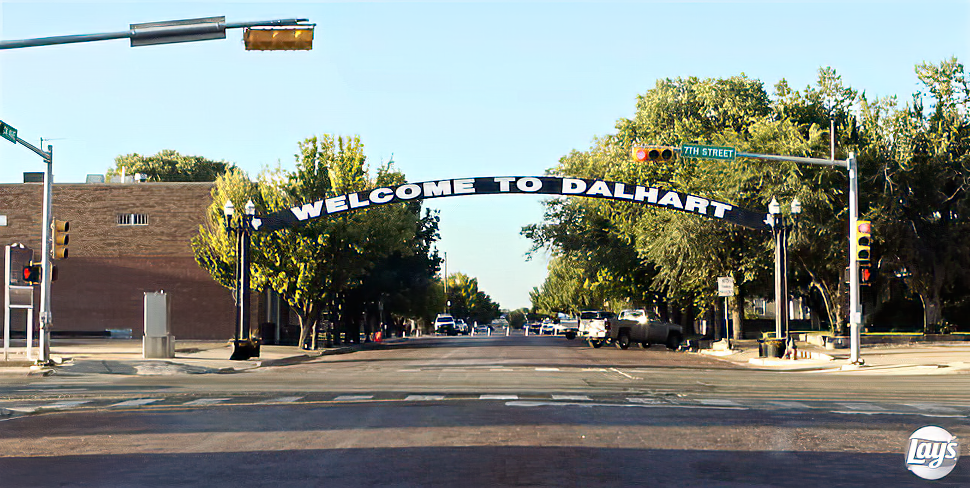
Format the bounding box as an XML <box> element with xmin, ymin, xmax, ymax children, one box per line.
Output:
<box><xmin>109</xmin><ymin>149</ymin><xmax>234</xmax><ymax>182</ymax></box>
<box><xmin>445</xmin><ymin>272</ymin><xmax>500</xmax><ymax>326</ymax></box>
<box><xmin>193</xmin><ymin>135</ymin><xmax>439</xmax><ymax>346</ymax></box>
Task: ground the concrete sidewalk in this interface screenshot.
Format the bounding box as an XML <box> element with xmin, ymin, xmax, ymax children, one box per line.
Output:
<box><xmin>0</xmin><ymin>338</ymin><xmax>396</xmax><ymax>375</ymax></box>
<box><xmin>699</xmin><ymin>339</ymin><xmax>970</xmax><ymax>375</ymax></box>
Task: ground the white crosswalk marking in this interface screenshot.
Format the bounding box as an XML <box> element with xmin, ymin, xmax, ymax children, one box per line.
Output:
<box><xmin>181</xmin><ymin>398</ymin><xmax>230</xmax><ymax>406</ymax></box>
<box><xmin>903</xmin><ymin>403</ymin><xmax>960</xmax><ymax>413</ymax></box>
<box><xmin>480</xmin><ymin>395</ymin><xmax>518</xmax><ymax>400</ymax></box>
<box><xmin>535</xmin><ymin>368</ymin><xmax>560</xmax><ymax>372</ymax></box>
<box><xmin>405</xmin><ymin>395</ymin><xmax>445</xmax><ymax>401</ymax></box>
<box><xmin>768</xmin><ymin>401</ymin><xmax>811</xmax><ymax>409</ymax></box>
<box><xmin>627</xmin><ymin>397</ymin><xmax>664</xmax><ymax>404</ymax></box>
<box><xmin>838</xmin><ymin>403</ymin><xmax>885</xmax><ymax>411</ymax></box>
<box><xmin>333</xmin><ymin>395</ymin><xmax>374</xmax><ymax>401</ymax></box>
<box><xmin>698</xmin><ymin>399</ymin><xmax>742</xmax><ymax>407</ymax></box>
<box><xmin>552</xmin><ymin>395</ymin><xmax>591</xmax><ymax>401</ymax></box>
<box><xmin>258</xmin><ymin>396</ymin><xmax>303</xmax><ymax>404</ymax></box>
<box><xmin>42</xmin><ymin>400</ymin><xmax>91</xmax><ymax>409</ymax></box>
<box><xmin>110</xmin><ymin>398</ymin><xmax>161</xmax><ymax>407</ymax></box>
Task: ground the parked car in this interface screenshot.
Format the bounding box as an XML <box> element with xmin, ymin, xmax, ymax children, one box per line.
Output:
<box><xmin>578</xmin><ymin>310</ymin><xmax>615</xmax><ymax>348</ymax></box>
<box><xmin>608</xmin><ymin>309</ymin><xmax>683</xmax><ymax>350</ymax></box>
<box><xmin>540</xmin><ymin>319</ymin><xmax>556</xmax><ymax>335</ymax></box>
<box><xmin>553</xmin><ymin>318</ymin><xmax>579</xmax><ymax>339</ymax></box>
<box><xmin>434</xmin><ymin>314</ymin><xmax>457</xmax><ymax>336</ymax></box>
<box><xmin>474</xmin><ymin>324</ymin><xmax>491</xmax><ymax>334</ymax></box>
<box><xmin>527</xmin><ymin>321</ymin><xmax>542</xmax><ymax>335</ymax></box>
<box><xmin>455</xmin><ymin>319</ymin><xmax>469</xmax><ymax>335</ymax></box>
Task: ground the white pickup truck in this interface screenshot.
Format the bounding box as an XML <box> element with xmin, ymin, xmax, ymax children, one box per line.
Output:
<box><xmin>578</xmin><ymin>310</ymin><xmax>615</xmax><ymax>348</ymax></box>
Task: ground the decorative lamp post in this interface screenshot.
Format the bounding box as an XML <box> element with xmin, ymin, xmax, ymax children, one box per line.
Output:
<box><xmin>225</xmin><ymin>199</ymin><xmax>259</xmax><ymax>360</ymax></box>
<box><xmin>768</xmin><ymin>197</ymin><xmax>788</xmax><ymax>340</ymax></box>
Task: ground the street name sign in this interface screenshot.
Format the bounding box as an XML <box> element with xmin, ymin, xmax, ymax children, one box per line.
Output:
<box><xmin>681</xmin><ymin>144</ymin><xmax>735</xmax><ymax>161</ymax></box>
<box><xmin>0</xmin><ymin>120</ymin><xmax>17</xmax><ymax>144</ymax></box>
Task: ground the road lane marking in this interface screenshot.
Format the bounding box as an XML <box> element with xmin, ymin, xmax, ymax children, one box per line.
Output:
<box><xmin>552</xmin><ymin>395</ymin><xmax>591</xmax><ymax>401</ymax></box>
<box><xmin>489</xmin><ymin>368</ymin><xmax>513</xmax><ymax>372</ymax></box>
<box><xmin>535</xmin><ymin>368</ymin><xmax>559</xmax><ymax>372</ymax></box>
<box><xmin>258</xmin><ymin>396</ymin><xmax>304</xmax><ymax>404</ymax></box>
<box><xmin>508</xmin><ymin>400</ymin><xmax>746</xmax><ymax>410</ymax></box>
<box><xmin>110</xmin><ymin>399</ymin><xmax>162</xmax><ymax>408</ymax></box>
<box><xmin>609</xmin><ymin>368</ymin><xmax>640</xmax><ymax>380</ymax></box>
<box><xmin>768</xmin><ymin>401</ymin><xmax>811</xmax><ymax>409</ymax></box>
<box><xmin>334</xmin><ymin>395</ymin><xmax>374</xmax><ymax>401</ymax></box>
<box><xmin>698</xmin><ymin>399</ymin><xmax>742</xmax><ymax>407</ymax></box>
<box><xmin>181</xmin><ymin>398</ymin><xmax>230</xmax><ymax>406</ymax></box>
<box><xmin>627</xmin><ymin>397</ymin><xmax>664</xmax><ymax>404</ymax></box>
<box><xmin>480</xmin><ymin>395</ymin><xmax>518</xmax><ymax>400</ymax></box>
<box><xmin>837</xmin><ymin>403</ymin><xmax>885</xmax><ymax>411</ymax></box>
<box><xmin>397</xmin><ymin>369</ymin><xmax>421</xmax><ymax>372</ymax></box>
<box><xmin>902</xmin><ymin>403</ymin><xmax>960</xmax><ymax>413</ymax></box>
<box><xmin>405</xmin><ymin>395</ymin><xmax>445</xmax><ymax>401</ymax></box>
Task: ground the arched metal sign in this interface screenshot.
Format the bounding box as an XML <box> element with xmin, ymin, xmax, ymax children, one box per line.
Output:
<box><xmin>252</xmin><ymin>176</ymin><xmax>769</xmax><ymax>232</ymax></box>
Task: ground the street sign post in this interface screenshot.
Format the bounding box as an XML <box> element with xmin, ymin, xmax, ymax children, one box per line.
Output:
<box><xmin>681</xmin><ymin>144</ymin><xmax>736</xmax><ymax>161</ymax></box>
<box><xmin>717</xmin><ymin>277</ymin><xmax>734</xmax><ymax>342</ymax></box>
<box><xmin>0</xmin><ymin>120</ymin><xmax>17</xmax><ymax>143</ymax></box>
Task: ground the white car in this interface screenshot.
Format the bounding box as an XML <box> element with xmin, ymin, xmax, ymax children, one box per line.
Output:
<box><xmin>540</xmin><ymin>320</ymin><xmax>556</xmax><ymax>335</ymax></box>
<box><xmin>434</xmin><ymin>314</ymin><xmax>456</xmax><ymax>335</ymax></box>
<box><xmin>579</xmin><ymin>310</ymin><xmax>615</xmax><ymax>347</ymax></box>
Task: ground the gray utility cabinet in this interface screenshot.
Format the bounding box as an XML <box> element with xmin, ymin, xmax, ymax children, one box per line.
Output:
<box><xmin>143</xmin><ymin>291</ymin><xmax>174</xmax><ymax>359</ymax></box>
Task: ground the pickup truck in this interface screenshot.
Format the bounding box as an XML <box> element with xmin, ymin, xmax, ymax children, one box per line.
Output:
<box><xmin>608</xmin><ymin>309</ymin><xmax>683</xmax><ymax>350</ymax></box>
<box><xmin>578</xmin><ymin>310</ymin><xmax>615</xmax><ymax>348</ymax></box>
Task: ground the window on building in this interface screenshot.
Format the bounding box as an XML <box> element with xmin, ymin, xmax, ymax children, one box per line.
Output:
<box><xmin>117</xmin><ymin>213</ymin><xmax>149</xmax><ymax>226</ymax></box>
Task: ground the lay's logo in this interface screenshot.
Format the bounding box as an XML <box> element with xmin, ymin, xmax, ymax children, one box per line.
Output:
<box><xmin>906</xmin><ymin>426</ymin><xmax>960</xmax><ymax>480</ymax></box>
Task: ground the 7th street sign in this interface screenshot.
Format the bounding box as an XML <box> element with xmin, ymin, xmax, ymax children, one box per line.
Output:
<box><xmin>681</xmin><ymin>143</ymin><xmax>735</xmax><ymax>161</ymax></box>
<box><xmin>0</xmin><ymin>120</ymin><xmax>17</xmax><ymax>144</ymax></box>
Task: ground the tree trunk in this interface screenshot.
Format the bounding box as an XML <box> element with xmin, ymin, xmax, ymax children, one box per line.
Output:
<box><xmin>730</xmin><ymin>293</ymin><xmax>743</xmax><ymax>341</ymax></box>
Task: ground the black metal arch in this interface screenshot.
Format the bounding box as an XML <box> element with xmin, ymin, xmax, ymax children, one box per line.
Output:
<box><xmin>252</xmin><ymin>176</ymin><xmax>769</xmax><ymax>232</ymax></box>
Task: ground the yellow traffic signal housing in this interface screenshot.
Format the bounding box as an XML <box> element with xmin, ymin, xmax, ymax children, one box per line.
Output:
<box><xmin>53</xmin><ymin>219</ymin><xmax>70</xmax><ymax>259</ymax></box>
<box><xmin>855</xmin><ymin>220</ymin><xmax>870</xmax><ymax>263</ymax></box>
<box><xmin>244</xmin><ymin>27</ymin><xmax>314</xmax><ymax>51</ymax></box>
<box><xmin>632</xmin><ymin>145</ymin><xmax>677</xmax><ymax>163</ymax></box>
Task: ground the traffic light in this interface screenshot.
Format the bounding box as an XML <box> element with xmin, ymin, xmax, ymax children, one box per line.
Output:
<box><xmin>859</xmin><ymin>264</ymin><xmax>873</xmax><ymax>287</ymax></box>
<box><xmin>632</xmin><ymin>145</ymin><xmax>677</xmax><ymax>163</ymax></box>
<box><xmin>53</xmin><ymin>219</ymin><xmax>69</xmax><ymax>259</ymax></box>
<box><xmin>855</xmin><ymin>220</ymin><xmax>871</xmax><ymax>263</ymax></box>
<box><xmin>22</xmin><ymin>263</ymin><xmax>41</xmax><ymax>284</ymax></box>
<box><xmin>244</xmin><ymin>27</ymin><xmax>314</xmax><ymax>51</ymax></box>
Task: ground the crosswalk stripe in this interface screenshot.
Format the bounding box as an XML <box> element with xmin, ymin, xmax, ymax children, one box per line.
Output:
<box><xmin>405</xmin><ymin>395</ymin><xmax>445</xmax><ymax>401</ymax></box>
<box><xmin>552</xmin><ymin>395</ymin><xmax>591</xmax><ymax>401</ymax></box>
<box><xmin>258</xmin><ymin>396</ymin><xmax>304</xmax><ymax>404</ymax></box>
<box><xmin>698</xmin><ymin>399</ymin><xmax>742</xmax><ymax>407</ymax></box>
<box><xmin>480</xmin><ymin>395</ymin><xmax>518</xmax><ymax>400</ymax></box>
<box><xmin>768</xmin><ymin>401</ymin><xmax>811</xmax><ymax>409</ymax></box>
<box><xmin>627</xmin><ymin>397</ymin><xmax>664</xmax><ymax>404</ymax></box>
<box><xmin>838</xmin><ymin>403</ymin><xmax>885</xmax><ymax>411</ymax></box>
<box><xmin>42</xmin><ymin>400</ymin><xmax>91</xmax><ymax>409</ymax></box>
<box><xmin>535</xmin><ymin>368</ymin><xmax>560</xmax><ymax>372</ymax></box>
<box><xmin>181</xmin><ymin>398</ymin><xmax>230</xmax><ymax>406</ymax></box>
<box><xmin>110</xmin><ymin>399</ymin><xmax>161</xmax><ymax>407</ymax></box>
<box><xmin>333</xmin><ymin>395</ymin><xmax>373</xmax><ymax>401</ymax></box>
<box><xmin>902</xmin><ymin>403</ymin><xmax>960</xmax><ymax>413</ymax></box>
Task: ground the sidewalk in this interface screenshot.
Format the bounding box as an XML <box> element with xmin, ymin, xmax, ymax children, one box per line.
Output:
<box><xmin>0</xmin><ymin>338</ymin><xmax>397</xmax><ymax>376</ymax></box>
<box><xmin>699</xmin><ymin>339</ymin><xmax>970</xmax><ymax>375</ymax></box>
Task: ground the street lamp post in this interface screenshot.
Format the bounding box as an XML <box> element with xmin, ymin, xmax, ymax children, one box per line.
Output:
<box><xmin>224</xmin><ymin>199</ymin><xmax>259</xmax><ymax>360</ymax></box>
<box><xmin>768</xmin><ymin>197</ymin><xmax>801</xmax><ymax>340</ymax></box>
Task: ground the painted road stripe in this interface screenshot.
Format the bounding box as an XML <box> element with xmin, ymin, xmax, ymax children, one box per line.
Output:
<box><xmin>768</xmin><ymin>401</ymin><xmax>811</xmax><ymax>409</ymax></box>
<box><xmin>838</xmin><ymin>403</ymin><xmax>885</xmax><ymax>411</ymax></box>
<box><xmin>698</xmin><ymin>399</ymin><xmax>742</xmax><ymax>407</ymax></box>
<box><xmin>480</xmin><ymin>395</ymin><xmax>518</xmax><ymax>400</ymax></box>
<box><xmin>535</xmin><ymin>367</ymin><xmax>560</xmax><ymax>372</ymax></box>
<box><xmin>627</xmin><ymin>397</ymin><xmax>664</xmax><ymax>404</ymax></box>
<box><xmin>258</xmin><ymin>396</ymin><xmax>303</xmax><ymax>404</ymax></box>
<box><xmin>181</xmin><ymin>398</ymin><xmax>230</xmax><ymax>406</ymax></box>
<box><xmin>902</xmin><ymin>403</ymin><xmax>960</xmax><ymax>413</ymax></box>
<box><xmin>552</xmin><ymin>395</ymin><xmax>591</xmax><ymax>401</ymax></box>
<box><xmin>110</xmin><ymin>399</ymin><xmax>161</xmax><ymax>408</ymax></box>
<box><xmin>405</xmin><ymin>395</ymin><xmax>445</xmax><ymax>401</ymax></box>
<box><xmin>333</xmin><ymin>395</ymin><xmax>374</xmax><ymax>401</ymax></box>
<box><xmin>40</xmin><ymin>400</ymin><xmax>91</xmax><ymax>409</ymax></box>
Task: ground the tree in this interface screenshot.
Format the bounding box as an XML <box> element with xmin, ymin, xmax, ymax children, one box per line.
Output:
<box><xmin>445</xmin><ymin>272</ymin><xmax>500</xmax><ymax>325</ymax></box>
<box><xmin>109</xmin><ymin>149</ymin><xmax>234</xmax><ymax>182</ymax></box>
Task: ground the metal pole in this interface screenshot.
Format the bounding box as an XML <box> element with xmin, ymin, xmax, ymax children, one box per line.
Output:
<box><xmin>773</xmin><ymin>213</ymin><xmax>783</xmax><ymax>339</ymax></box>
<box><xmin>847</xmin><ymin>153</ymin><xmax>863</xmax><ymax>364</ymax></box>
<box><xmin>781</xmin><ymin>223</ymin><xmax>790</xmax><ymax>339</ymax></box>
<box><xmin>241</xmin><ymin>217</ymin><xmax>251</xmax><ymax>345</ymax></box>
<box><xmin>37</xmin><ymin>149</ymin><xmax>52</xmax><ymax>365</ymax></box>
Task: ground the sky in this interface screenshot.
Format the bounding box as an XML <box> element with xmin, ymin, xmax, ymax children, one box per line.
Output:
<box><xmin>1</xmin><ymin>1</ymin><xmax>968</xmax><ymax>310</ymax></box>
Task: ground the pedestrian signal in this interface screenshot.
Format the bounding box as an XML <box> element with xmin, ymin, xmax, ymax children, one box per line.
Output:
<box><xmin>22</xmin><ymin>264</ymin><xmax>41</xmax><ymax>284</ymax></box>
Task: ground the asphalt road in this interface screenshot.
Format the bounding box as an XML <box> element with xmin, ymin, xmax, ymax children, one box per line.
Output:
<box><xmin>1</xmin><ymin>334</ymin><xmax>968</xmax><ymax>486</ymax></box>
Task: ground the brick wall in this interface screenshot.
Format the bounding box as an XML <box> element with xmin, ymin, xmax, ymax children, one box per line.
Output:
<box><xmin>0</xmin><ymin>182</ymin><xmax>248</xmax><ymax>339</ymax></box>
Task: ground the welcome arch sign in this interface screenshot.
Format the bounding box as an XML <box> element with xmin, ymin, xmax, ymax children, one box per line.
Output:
<box><xmin>251</xmin><ymin>176</ymin><xmax>770</xmax><ymax>232</ymax></box>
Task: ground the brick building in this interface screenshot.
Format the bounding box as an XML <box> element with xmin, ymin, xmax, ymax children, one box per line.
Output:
<box><xmin>0</xmin><ymin>179</ymin><xmax>243</xmax><ymax>340</ymax></box>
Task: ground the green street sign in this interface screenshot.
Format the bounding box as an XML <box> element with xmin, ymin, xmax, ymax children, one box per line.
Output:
<box><xmin>0</xmin><ymin>121</ymin><xmax>17</xmax><ymax>144</ymax></box>
<box><xmin>680</xmin><ymin>144</ymin><xmax>735</xmax><ymax>161</ymax></box>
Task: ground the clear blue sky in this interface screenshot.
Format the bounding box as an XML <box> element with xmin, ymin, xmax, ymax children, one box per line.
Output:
<box><xmin>1</xmin><ymin>1</ymin><xmax>967</xmax><ymax>310</ymax></box>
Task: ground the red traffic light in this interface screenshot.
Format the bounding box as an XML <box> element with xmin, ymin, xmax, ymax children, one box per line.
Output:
<box><xmin>22</xmin><ymin>264</ymin><xmax>41</xmax><ymax>284</ymax></box>
<box><xmin>859</xmin><ymin>265</ymin><xmax>872</xmax><ymax>286</ymax></box>
<box><xmin>632</xmin><ymin>145</ymin><xmax>676</xmax><ymax>162</ymax></box>
<box><xmin>857</xmin><ymin>221</ymin><xmax>870</xmax><ymax>234</ymax></box>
